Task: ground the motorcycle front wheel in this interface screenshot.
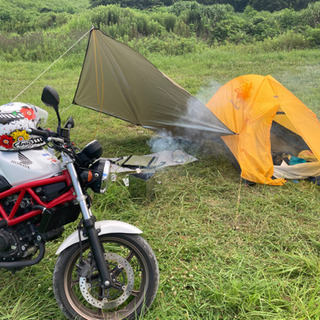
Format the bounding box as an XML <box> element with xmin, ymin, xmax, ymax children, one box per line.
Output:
<box><xmin>53</xmin><ymin>233</ymin><xmax>159</xmax><ymax>320</ymax></box>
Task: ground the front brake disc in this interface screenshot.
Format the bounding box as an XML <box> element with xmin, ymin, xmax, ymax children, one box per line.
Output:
<box><xmin>79</xmin><ymin>252</ymin><xmax>134</xmax><ymax>309</ymax></box>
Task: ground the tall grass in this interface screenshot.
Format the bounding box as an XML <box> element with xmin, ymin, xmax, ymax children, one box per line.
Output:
<box><xmin>1</xmin><ymin>45</ymin><xmax>320</xmax><ymax>319</ymax></box>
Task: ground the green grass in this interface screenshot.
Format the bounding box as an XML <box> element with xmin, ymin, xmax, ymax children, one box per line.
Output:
<box><xmin>1</xmin><ymin>45</ymin><xmax>320</xmax><ymax>319</ymax></box>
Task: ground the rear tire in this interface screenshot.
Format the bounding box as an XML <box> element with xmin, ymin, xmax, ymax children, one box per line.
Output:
<box><xmin>53</xmin><ymin>233</ymin><xmax>159</xmax><ymax>320</ymax></box>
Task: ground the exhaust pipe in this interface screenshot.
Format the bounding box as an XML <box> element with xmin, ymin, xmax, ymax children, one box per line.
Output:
<box><xmin>0</xmin><ymin>242</ymin><xmax>45</xmax><ymax>271</ymax></box>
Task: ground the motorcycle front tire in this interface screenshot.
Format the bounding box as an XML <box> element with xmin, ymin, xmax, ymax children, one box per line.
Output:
<box><xmin>53</xmin><ymin>233</ymin><xmax>159</xmax><ymax>320</ymax></box>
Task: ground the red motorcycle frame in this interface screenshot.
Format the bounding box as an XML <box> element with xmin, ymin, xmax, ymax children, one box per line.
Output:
<box><xmin>0</xmin><ymin>170</ymin><xmax>76</xmax><ymax>227</ymax></box>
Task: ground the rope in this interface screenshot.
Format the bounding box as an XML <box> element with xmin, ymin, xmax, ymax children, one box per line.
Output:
<box><xmin>9</xmin><ymin>27</ymin><xmax>104</xmax><ymax>139</ymax></box>
<box><xmin>11</xmin><ymin>28</ymin><xmax>93</xmax><ymax>102</ymax></box>
<box><xmin>47</xmin><ymin>103</ymin><xmax>75</xmax><ymax>126</ymax></box>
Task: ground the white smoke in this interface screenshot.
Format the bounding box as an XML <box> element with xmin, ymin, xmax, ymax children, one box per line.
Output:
<box><xmin>147</xmin><ymin>129</ymin><xmax>188</xmax><ymax>153</ymax></box>
<box><xmin>147</xmin><ymin>79</ymin><xmax>223</xmax><ymax>154</ymax></box>
<box><xmin>195</xmin><ymin>80</ymin><xmax>221</xmax><ymax>104</ymax></box>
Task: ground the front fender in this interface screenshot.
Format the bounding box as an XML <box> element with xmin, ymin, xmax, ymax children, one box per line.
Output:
<box><xmin>56</xmin><ymin>220</ymin><xmax>142</xmax><ymax>255</ymax></box>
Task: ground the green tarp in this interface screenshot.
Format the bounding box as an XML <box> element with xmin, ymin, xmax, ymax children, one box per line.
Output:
<box><xmin>73</xmin><ymin>28</ymin><xmax>233</xmax><ymax>139</ymax></box>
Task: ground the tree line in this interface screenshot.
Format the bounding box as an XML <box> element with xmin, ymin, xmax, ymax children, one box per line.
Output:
<box><xmin>89</xmin><ymin>0</ymin><xmax>318</xmax><ymax>12</ymax></box>
<box><xmin>1</xmin><ymin>1</ymin><xmax>320</xmax><ymax>61</ymax></box>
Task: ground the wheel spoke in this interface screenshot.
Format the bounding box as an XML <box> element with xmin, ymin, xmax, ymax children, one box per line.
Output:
<box><xmin>112</xmin><ymin>282</ymin><xmax>125</xmax><ymax>291</ymax></box>
<box><xmin>125</xmin><ymin>249</ymin><xmax>135</xmax><ymax>262</ymax></box>
<box><xmin>70</xmin><ymin>278</ymin><xmax>78</xmax><ymax>288</ymax></box>
<box><xmin>131</xmin><ymin>289</ymin><xmax>140</xmax><ymax>298</ymax></box>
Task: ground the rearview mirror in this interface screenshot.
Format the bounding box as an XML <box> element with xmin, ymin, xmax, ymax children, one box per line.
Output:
<box><xmin>41</xmin><ymin>85</ymin><xmax>61</xmax><ymax>133</ymax></box>
<box><xmin>41</xmin><ymin>86</ymin><xmax>60</xmax><ymax>110</ymax></box>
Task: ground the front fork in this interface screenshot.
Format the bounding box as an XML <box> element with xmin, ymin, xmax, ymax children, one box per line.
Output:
<box><xmin>63</xmin><ymin>153</ymin><xmax>112</xmax><ymax>288</ymax></box>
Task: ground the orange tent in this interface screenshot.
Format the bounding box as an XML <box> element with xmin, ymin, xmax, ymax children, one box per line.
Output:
<box><xmin>206</xmin><ymin>74</ymin><xmax>320</xmax><ymax>185</ymax></box>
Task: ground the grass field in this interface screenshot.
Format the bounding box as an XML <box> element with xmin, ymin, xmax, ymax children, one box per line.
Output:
<box><xmin>1</xmin><ymin>45</ymin><xmax>320</xmax><ymax>319</ymax></box>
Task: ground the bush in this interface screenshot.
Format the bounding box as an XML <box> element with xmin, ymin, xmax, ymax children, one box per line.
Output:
<box><xmin>260</xmin><ymin>31</ymin><xmax>310</xmax><ymax>52</ymax></box>
<box><xmin>300</xmin><ymin>2</ymin><xmax>320</xmax><ymax>27</ymax></box>
<box><xmin>304</xmin><ymin>25</ymin><xmax>320</xmax><ymax>46</ymax></box>
<box><xmin>129</xmin><ymin>34</ymin><xmax>206</xmax><ymax>55</ymax></box>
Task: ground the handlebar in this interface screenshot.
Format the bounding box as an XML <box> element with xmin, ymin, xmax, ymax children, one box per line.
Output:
<box><xmin>27</xmin><ymin>128</ymin><xmax>58</xmax><ymax>139</ymax></box>
<box><xmin>27</xmin><ymin>127</ymin><xmax>75</xmax><ymax>156</ymax></box>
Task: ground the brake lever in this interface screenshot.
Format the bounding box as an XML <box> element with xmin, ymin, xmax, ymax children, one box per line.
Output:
<box><xmin>47</xmin><ymin>137</ymin><xmax>65</xmax><ymax>144</ymax></box>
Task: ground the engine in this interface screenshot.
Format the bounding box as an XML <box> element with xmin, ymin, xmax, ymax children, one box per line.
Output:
<box><xmin>0</xmin><ymin>223</ymin><xmax>39</xmax><ymax>261</ymax></box>
<box><xmin>2</xmin><ymin>194</ymin><xmax>33</xmax><ymax>216</ymax></box>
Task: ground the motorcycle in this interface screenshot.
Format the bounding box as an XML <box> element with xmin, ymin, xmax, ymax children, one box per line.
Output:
<box><xmin>0</xmin><ymin>86</ymin><xmax>159</xmax><ymax>319</ymax></box>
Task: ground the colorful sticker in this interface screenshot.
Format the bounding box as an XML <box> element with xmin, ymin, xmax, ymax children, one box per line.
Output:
<box><xmin>41</xmin><ymin>153</ymin><xmax>58</xmax><ymax>164</ymax></box>
<box><xmin>11</xmin><ymin>130</ymin><xmax>30</xmax><ymax>143</ymax></box>
<box><xmin>20</xmin><ymin>107</ymin><xmax>36</xmax><ymax>120</ymax></box>
<box><xmin>0</xmin><ymin>135</ymin><xmax>14</xmax><ymax>149</ymax></box>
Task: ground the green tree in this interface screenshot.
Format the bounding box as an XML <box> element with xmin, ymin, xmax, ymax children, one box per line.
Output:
<box><xmin>197</xmin><ymin>0</ymin><xmax>249</xmax><ymax>12</ymax></box>
<box><xmin>248</xmin><ymin>0</ymin><xmax>318</xmax><ymax>12</ymax></box>
<box><xmin>90</xmin><ymin>0</ymin><xmax>173</xmax><ymax>9</ymax></box>
<box><xmin>89</xmin><ymin>0</ymin><xmax>319</xmax><ymax>12</ymax></box>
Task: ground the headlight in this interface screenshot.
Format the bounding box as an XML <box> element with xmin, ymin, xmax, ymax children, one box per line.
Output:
<box><xmin>80</xmin><ymin>159</ymin><xmax>111</xmax><ymax>193</ymax></box>
<box><xmin>77</xmin><ymin>140</ymin><xmax>103</xmax><ymax>167</ymax></box>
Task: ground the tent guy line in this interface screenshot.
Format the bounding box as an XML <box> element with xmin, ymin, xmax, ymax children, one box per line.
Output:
<box><xmin>10</xmin><ymin>28</ymin><xmax>93</xmax><ymax>103</ymax></box>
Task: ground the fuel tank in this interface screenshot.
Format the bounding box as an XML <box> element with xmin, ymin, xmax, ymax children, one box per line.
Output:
<box><xmin>0</xmin><ymin>149</ymin><xmax>62</xmax><ymax>187</ymax></box>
